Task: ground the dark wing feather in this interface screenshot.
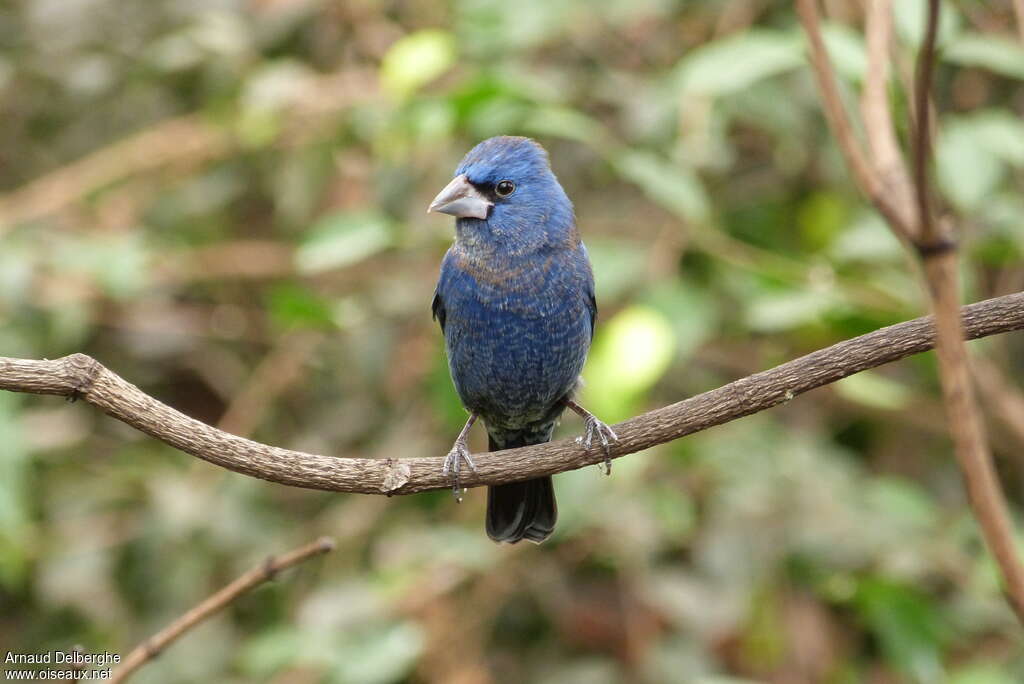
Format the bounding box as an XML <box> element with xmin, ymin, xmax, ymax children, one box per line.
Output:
<box><xmin>579</xmin><ymin>243</ymin><xmax>597</xmax><ymax>341</ymax></box>
<box><xmin>431</xmin><ymin>290</ymin><xmax>446</xmax><ymax>332</ymax></box>
<box><xmin>586</xmin><ymin>287</ymin><xmax>597</xmax><ymax>341</ymax></box>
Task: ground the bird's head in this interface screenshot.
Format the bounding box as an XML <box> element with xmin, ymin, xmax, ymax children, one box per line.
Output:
<box><xmin>428</xmin><ymin>136</ymin><xmax>575</xmax><ymax>255</ymax></box>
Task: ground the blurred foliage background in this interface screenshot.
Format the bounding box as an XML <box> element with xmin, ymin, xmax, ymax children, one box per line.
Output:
<box><xmin>2</xmin><ymin>0</ymin><xmax>1024</xmax><ymax>682</ymax></box>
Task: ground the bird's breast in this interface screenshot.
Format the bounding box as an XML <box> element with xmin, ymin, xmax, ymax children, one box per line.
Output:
<box><xmin>440</xmin><ymin>247</ymin><xmax>592</xmax><ymax>427</ymax></box>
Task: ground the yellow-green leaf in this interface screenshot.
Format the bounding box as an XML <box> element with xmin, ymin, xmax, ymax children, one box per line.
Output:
<box><xmin>584</xmin><ymin>306</ymin><xmax>676</xmax><ymax>420</ymax></box>
<box><xmin>380</xmin><ymin>30</ymin><xmax>456</xmax><ymax>97</ymax></box>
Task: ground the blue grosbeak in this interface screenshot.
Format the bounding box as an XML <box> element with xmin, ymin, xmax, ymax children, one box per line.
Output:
<box><xmin>429</xmin><ymin>136</ymin><xmax>616</xmax><ymax>544</ymax></box>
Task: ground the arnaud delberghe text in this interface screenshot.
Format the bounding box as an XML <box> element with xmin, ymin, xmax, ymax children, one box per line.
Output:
<box><xmin>5</xmin><ymin>651</ymin><xmax>120</xmax><ymax>666</ymax></box>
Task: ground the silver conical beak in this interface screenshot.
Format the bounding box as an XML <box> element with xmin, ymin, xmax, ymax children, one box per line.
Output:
<box><xmin>427</xmin><ymin>174</ymin><xmax>492</xmax><ymax>219</ymax></box>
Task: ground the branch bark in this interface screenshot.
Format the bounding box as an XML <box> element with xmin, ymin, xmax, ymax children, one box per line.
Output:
<box><xmin>2</xmin><ymin>292</ymin><xmax>1023</xmax><ymax>495</ymax></box>
<box><xmin>1014</xmin><ymin>0</ymin><xmax>1024</xmax><ymax>44</ymax></box>
<box><xmin>797</xmin><ymin>0</ymin><xmax>1024</xmax><ymax>622</ymax></box>
<box><xmin>911</xmin><ymin>0</ymin><xmax>1024</xmax><ymax>621</ymax></box>
<box><xmin>109</xmin><ymin>536</ymin><xmax>336</xmax><ymax>684</ymax></box>
<box><xmin>860</xmin><ymin>0</ymin><xmax>916</xmax><ymax>228</ymax></box>
<box><xmin>795</xmin><ymin>0</ymin><xmax>916</xmax><ymax>243</ymax></box>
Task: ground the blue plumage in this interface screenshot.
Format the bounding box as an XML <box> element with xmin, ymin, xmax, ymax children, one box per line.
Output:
<box><xmin>429</xmin><ymin>136</ymin><xmax>616</xmax><ymax>544</ymax></box>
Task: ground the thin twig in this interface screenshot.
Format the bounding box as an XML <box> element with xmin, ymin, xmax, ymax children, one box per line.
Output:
<box><xmin>1014</xmin><ymin>0</ymin><xmax>1024</xmax><ymax>44</ymax></box>
<box><xmin>912</xmin><ymin>0</ymin><xmax>942</xmax><ymax>247</ymax></box>
<box><xmin>795</xmin><ymin>0</ymin><xmax>916</xmax><ymax>242</ymax></box>
<box><xmin>108</xmin><ymin>536</ymin><xmax>336</xmax><ymax>684</ymax></box>
<box><xmin>860</xmin><ymin>0</ymin><xmax>916</xmax><ymax>227</ymax></box>
<box><xmin>2</xmin><ymin>292</ymin><xmax>1024</xmax><ymax>494</ymax></box>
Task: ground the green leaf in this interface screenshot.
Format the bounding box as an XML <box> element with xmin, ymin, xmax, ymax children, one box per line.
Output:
<box><xmin>429</xmin><ymin>353</ymin><xmax>469</xmax><ymax>432</ymax></box>
<box><xmin>936</xmin><ymin>118</ymin><xmax>1004</xmax><ymax>210</ymax></box>
<box><xmin>456</xmin><ymin>0</ymin><xmax>571</xmax><ymax>53</ymax></box>
<box><xmin>642</xmin><ymin>278</ymin><xmax>717</xmax><ymax>361</ymax></box>
<box><xmin>380</xmin><ymin>30</ymin><xmax>456</xmax><ymax>97</ymax></box>
<box><xmin>829</xmin><ymin>211</ymin><xmax>905</xmax><ymax>263</ymax></box>
<box><xmin>797</xmin><ymin>191</ymin><xmax>850</xmax><ymax>251</ymax></box>
<box><xmin>583</xmin><ymin>238</ymin><xmax>649</xmax><ymax>303</ymax></box>
<box><xmin>242</xmin><ymin>60</ymin><xmax>315</xmax><ymax>112</ymax></box>
<box><xmin>0</xmin><ymin>394</ymin><xmax>29</xmax><ymax>589</ymax></box>
<box><xmin>967</xmin><ymin>110</ymin><xmax>1024</xmax><ymax>165</ymax></box>
<box><xmin>54</xmin><ymin>233</ymin><xmax>149</xmax><ymax>299</ymax></box>
<box><xmin>894</xmin><ymin>0</ymin><xmax>961</xmax><ymax>48</ymax></box>
<box><xmin>745</xmin><ymin>290</ymin><xmax>834</xmax><ymax>333</ymax></box>
<box><xmin>946</xmin><ymin>34</ymin><xmax>1024</xmax><ymax>81</ymax></box>
<box><xmin>675</xmin><ymin>30</ymin><xmax>803</xmax><ymax>97</ymax></box>
<box><xmin>864</xmin><ymin>478</ymin><xmax>938</xmax><ymax>529</ymax></box>
<box><xmin>266</xmin><ymin>283</ymin><xmax>334</xmax><ymax>329</ymax></box>
<box><xmin>522</xmin><ymin>106</ymin><xmax>606</xmax><ymax>144</ymax></box>
<box><xmin>613</xmin><ymin>150</ymin><xmax>710</xmax><ymax>223</ymax></box>
<box><xmin>236</xmin><ymin>108</ymin><xmax>281</xmax><ymax>148</ymax></box>
<box><xmin>406</xmin><ymin>98</ymin><xmax>456</xmax><ymax>142</ymax></box>
<box><xmin>332</xmin><ymin>623</ymin><xmax>425</xmax><ymax>684</ymax></box>
<box><xmin>854</xmin><ymin>577</ymin><xmax>946</xmax><ymax>681</ymax></box>
<box><xmin>241</xmin><ymin>627</ymin><xmax>303</xmax><ymax>677</ymax></box>
<box><xmin>949</xmin><ymin>664</ymin><xmax>1019</xmax><ymax>684</ymax></box>
<box><xmin>821</xmin><ymin>22</ymin><xmax>867</xmax><ymax>82</ymax></box>
<box><xmin>297</xmin><ymin>210</ymin><xmax>393</xmax><ymax>274</ymax></box>
<box><xmin>584</xmin><ymin>306</ymin><xmax>676</xmax><ymax>420</ymax></box>
<box><xmin>834</xmin><ymin>371</ymin><xmax>911</xmax><ymax>411</ymax></box>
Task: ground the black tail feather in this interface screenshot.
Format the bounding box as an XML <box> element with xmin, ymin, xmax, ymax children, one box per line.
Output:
<box><xmin>485</xmin><ymin>433</ymin><xmax>557</xmax><ymax>544</ymax></box>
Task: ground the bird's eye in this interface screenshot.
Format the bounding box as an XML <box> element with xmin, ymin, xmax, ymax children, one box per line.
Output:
<box><xmin>495</xmin><ymin>180</ymin><xmax>516</xmax><ymax>197</ymax></box>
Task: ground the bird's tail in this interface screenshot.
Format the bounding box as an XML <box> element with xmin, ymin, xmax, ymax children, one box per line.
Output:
<box><xmin>485</xmin><ymin>431</ymin><xmax>557</xmax><ymax>544</ymax></box>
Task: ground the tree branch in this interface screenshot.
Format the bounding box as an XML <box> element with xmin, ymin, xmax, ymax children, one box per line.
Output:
<box><xmin>1</xmin><ymin>292</ymin><xmax>1023</xmax><ymax>494</ymax></box>
<box><xmin>108</xmin><ymin>536</ymin><xmax>336</xmax><ymax>684</ymax></box>
<box><xmin>795</xmin><ymin>0</ymin><xmax>916</xmax><ymax>243</ymax></box>
<box><xmin>1014</xmin><ymin>0</ymin><xmax>1024</xmax><ymax>44</ymax></box>
<box><xmin>910</xmin><ymin>0</ymin><xmax>1024</xmax><ymax>622</ymax></box>
<box><xmin>860</xmin><ymin>0</ymin><xmax>916</xmax><ymax>227</ymax></box>
<box><xmin>798</xmin><ymin>0</ymin><xmax>1024</xmax><ymax>622</ymax></box>
<box><xmin>912</xmin><ymin>0</ymin><xmax>942</xmax><ymax>248</ymax></box>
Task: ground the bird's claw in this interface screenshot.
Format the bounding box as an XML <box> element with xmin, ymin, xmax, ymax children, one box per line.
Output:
<box><xmin>575</xmin><ymin>415</ymin><xmax>619</xmax><ymax>475</ymax></box>
<box><xmin>442</xmin><ymin>438</ymin><xmax>477</xmax><ymax>501</ymax></box>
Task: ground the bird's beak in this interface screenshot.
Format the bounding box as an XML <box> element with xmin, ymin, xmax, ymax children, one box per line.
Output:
<box><xmin>427</xmin><ymin>174</ymin><xmax>492</xmax><ymax>219</ymax></box>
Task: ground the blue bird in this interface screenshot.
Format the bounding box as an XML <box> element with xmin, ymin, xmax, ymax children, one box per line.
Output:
<box><xmin>428</xmin><ymin>136</ymin><xmax>617</xmax><ymax>544</ymax></box>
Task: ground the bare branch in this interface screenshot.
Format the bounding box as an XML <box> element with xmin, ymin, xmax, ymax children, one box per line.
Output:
<box><xmin>912</xmin><ymin>0</ymin><xmax>943</xmax><ymax>248</ymax></box>
<box><xmin>922</xmin><ymin>258</ymin><xmax>1024</xmax><ymax>623</ymax></box>
<box><xmin>795</xmin><ymin>0</ymin><xmax>916</xmax><ymax>242</ymax></box>
<box><xmin>109</xmin><ymin>536</ymin><xmax>336</xmax><ymax>684</ymax></box>
<box><xmin>909</xmin><ymin>0</ymin><xmax>1024</xmax><ymax>622</ymax></box>
<box><xmin>1014</xmin><ymin>0</ymin><xmax>1024</xmax><ymax>44</ymax></box>
<box><xmin>860</xmin><ymin>0</ymin><xmax>916</xmax><ymax>226</ymax></box>
<box><xmin>2</xmin><ymin>292</ymin><xmax>1024</xmax><ymax>494</ymax></box>
<box><xmin>798</xmin><ymin>0</ymin><xmax>1024</xmax><ymax>622</ymax></box>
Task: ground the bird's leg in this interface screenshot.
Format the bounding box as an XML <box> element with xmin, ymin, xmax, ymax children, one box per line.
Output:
<box><xmin>442</xmin><ymin>413</ymin><xmax>479</xmax><ymax>501</ymax></box>
<box><xmin>566</xmin><ymin>399</ymin><xmax>619</xmax><ymax>475</ymax></box>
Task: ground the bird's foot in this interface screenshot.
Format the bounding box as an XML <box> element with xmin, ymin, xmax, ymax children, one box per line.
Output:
<box><xmin>442</xmin><ymin>435</ymin><xmax>477</xmax><ymax>502</ymax></box>
<box><xmin>569</xmin><ymin>402</ymin><xmax>618</xmax><ymax>475</ymax></box>
<box><xmin>442</xmin><ymin>413</ymin><xmax>479</xmax><ymax>501</ymax></box>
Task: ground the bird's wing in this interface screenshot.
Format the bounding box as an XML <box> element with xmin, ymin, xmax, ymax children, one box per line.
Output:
<box><xmin>586</xmin><ymin>286</ymin><xmax>597</xmax><ymax>341</ymax></box>
<box><xmin>432</xmin><ymin>249</ymin><xmax>456</xmax><ymax>333</ymax></box>
<box><xmin>580</xmin><ymin>243</ymin><xmax>597</xmax><ymax>340</ymax></box>
<box><xmin>431</xmin><ymin>289</ymin><xmax>446</xmax><ymax>332</ymax></box>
